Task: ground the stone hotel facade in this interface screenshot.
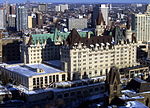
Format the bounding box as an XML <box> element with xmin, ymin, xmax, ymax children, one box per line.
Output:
<box><xmin>61</xmin><ymin>29</ymin><xmax>138</xmax><ymax>80</ymax></box>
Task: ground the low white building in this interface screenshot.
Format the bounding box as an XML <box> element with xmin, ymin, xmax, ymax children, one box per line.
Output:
<box><xmin>0</xmin><ymin>64</ymin><xmax>67</xmax><ymax>91</ymax></box>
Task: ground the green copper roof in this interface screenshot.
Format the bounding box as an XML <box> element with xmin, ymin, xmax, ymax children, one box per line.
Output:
<box><xmin>31</xmin><ymin>29</ymin><xmax>94</xmax><ymax>44</ymax></box>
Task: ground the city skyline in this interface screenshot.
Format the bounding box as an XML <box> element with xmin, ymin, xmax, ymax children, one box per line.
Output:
<box><xmin>1</xmin><ymin>0</ymin><xmax>150</xmax><ymax>3</ymax></box>
<box><xmin>0</xmin><ymin>2</ymin><xmax>150</xmax><ymax>108</ymax></box>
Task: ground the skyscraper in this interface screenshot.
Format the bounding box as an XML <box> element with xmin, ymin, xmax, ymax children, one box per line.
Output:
<box><xmin>132</xmin><ymin>5</ymin><xmax>150</xmax><ymax>43</ymax></box>
<box><xmin>134</xmin><ymin>14</ymin><xmax>150</xmax><ymax>42</ymax></box>
<box><xmin>8</xmin><ymin>15</ymin><xmax>16</xmax><ymax>30</ymax></box>
<box><xmin>9</xmin><ymin>4</ymin><xmax>16</xmax><ymax>15</ymax></box>
<box><xmin>28</xmin><ymin>16</ymin><xmax>32</xmax><ymax>29</ymax></box>
<box><xmin>36</xmin><ymin>12</ymin><xmax>43</xmax><ymax>28</ymax></box>
<box><xmin>16</xmin><ymin>6</ymin><xmax>28</xmax><ymax>31</ymax></box>
<box><xmin>0</xmin><ymin>9</ymin><xmax>6</xmax><ymax>30</ymax></box>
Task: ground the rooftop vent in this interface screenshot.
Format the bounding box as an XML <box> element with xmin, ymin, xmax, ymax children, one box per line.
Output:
<box><xmin>36</xmin><ymin>68</ymin><xmax>44</xmax><ymax>73</ymax></box>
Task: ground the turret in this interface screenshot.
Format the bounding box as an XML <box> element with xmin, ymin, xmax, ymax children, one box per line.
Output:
<box><xmin>126</xmin><ymin>17</ymin><xmax>132</xmax><ymax>42</ymax></box>
<box><xmin>95</xmin><ymin>11</ymin><xmax>106</xmax><ymax>36</ymax></box>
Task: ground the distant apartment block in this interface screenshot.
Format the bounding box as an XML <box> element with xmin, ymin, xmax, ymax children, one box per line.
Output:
<box><xmin>133</xmin><ymin>5</ymin><xmax>150</xmax><ymax>43</ymax></box>
<box><xmin>28</xmin><ymin>16</ymin><xmax>32</xmax><ymax>29</ymax></box>
<box><xmin>16</xmin><ymin>6</ymin><xmax>28</xmax><ymax>31</ymax></box>
<box><xmin>21</xmin><ymin>29</ymin><xmax>90</xmax><ymax>64</ymax></box>
<box><xmin>55</xmin><ymin>4</ymin><xmax>68</xmax><ymax>12</ymax></box>
<box><xmin>67</xmin><ymin>18</ymin><xmax>87</xmax><ymax>30</ymax></box>
<box><xmin>8</xmin><ymin>15</ymin><xmax>16</xmax><ymax>30</ymax></box>
<box><xmin>133</xmin><ymin>14</ymin><xmax>150</xmax><ymax>42</ymax></box>
<box><xmin>0</xmin><ymin>9</ymin><xmax>6</xmax><ymax>30</ymax></box>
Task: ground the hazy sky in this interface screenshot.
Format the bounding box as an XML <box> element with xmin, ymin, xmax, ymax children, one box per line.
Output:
<box><xmin>1</xmin><ymin>0</ymin><xmax>150</xmax><ymax>3</ymax></box>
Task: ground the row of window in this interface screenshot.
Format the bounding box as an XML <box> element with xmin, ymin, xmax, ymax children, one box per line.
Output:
<box><xmin>7</xmin><ymin>71</ymin><xmax>28</xmax><ymax>86</ymax></box>
<box><xmin>56</xmin><ymin>86</ymin><xmax>105</xmax><ymax>98</ymax></box>
<box><xmin>33</xmin><ymin>74</ymin><xmax>66</xmax><ymax>86</ymax></box>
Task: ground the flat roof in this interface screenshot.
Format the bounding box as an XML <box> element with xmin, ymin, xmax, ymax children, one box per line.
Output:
<box><xmin>6</xmin><ymin>64</ymin><xmax>65</xmax><ymax>77</ymax></box>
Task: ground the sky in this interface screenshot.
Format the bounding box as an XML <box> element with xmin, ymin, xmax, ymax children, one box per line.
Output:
<box><xmin>1</xmin><ymin>0</ymin><xmax>150</xmax><ymax>3</ymax></box>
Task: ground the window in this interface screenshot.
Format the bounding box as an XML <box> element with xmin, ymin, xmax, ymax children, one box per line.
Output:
<box><xmin>45</xmin><ymin>76</ymin><xmax>47</xmax><ymax>84</ymax></box>
<box><xmin>71</xmin><ymin>92</ymin><xmax>75</xmax><ymax>96</ymax></box>
<box><xmin>62</xmin><ymin>74</ymin><xmax>66</xmax><ymax>81</ymax></box>
<box><xmin>57</xmin><ymin>94</ymin><xmax>63</xmax><ymax>98</ymax></box>
<box><xmin>56</xmin><ymin>75</ymin><xmax>59</xmax><ymax>82</ymax></box>
<box><xmin>64</xmin><ymin>93</ymin><xmax>69</xmax><ymax>97</ymax></box>
<box><xmin>37</xmin><ymin>78</ymin><xmax>39</xmax><ymax>85</ymax></box>
<box><xmin>40</xmin><ymin>77</ymin><xmax>43</xmax><ymax>84</ymax></box>
<box><xmin>77</xmin><ymin>91</ymin><xmax>81</xmax><ymax>95</ymax></box>
<box><xmin>49</xmin><ymin>76</ymin><xmax>52</xmax><ymax>83</ymax></box>
<box><xmin>95</xmin><ymin>70</ymin><xmax>97</xmax><ymax>74</ymax></box>
<box><xmin>53</xmin><ymin>75</ymin><xmax>55</xmax><ymax>82</ymax></box>
<box><xmin>95</xmin><ymin>87</ymin><xmax>99</xmax><ymax>91</ymax></box>
<box><xmin>33</xmin><ymin>78</ymin><xmax>36</xmax><ymax>85</ymax></box>
<box><xmin>100</xmin><ymin>70</ymin><xmax>103</xmax><ymax>75</ymax></box>
<box><xmin>89</xmin><ymin>54</ymin><xmax>92</xmax><ymax>56</ymax></box>
<box><xmin>89</xmin><ymin>88</ymin><xmax>93</xmax><ymax>92</ymax></box>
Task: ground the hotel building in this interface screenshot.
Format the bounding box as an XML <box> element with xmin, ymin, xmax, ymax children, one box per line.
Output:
<box><xmin>21</xmin><ymin>29</ymin><xmax>92</xmax><ymax>64</ymax></box>
<box><xmin>61</xmin><ymin>29</ymin><xmax>138</xmax><ymax>80</ymax></box>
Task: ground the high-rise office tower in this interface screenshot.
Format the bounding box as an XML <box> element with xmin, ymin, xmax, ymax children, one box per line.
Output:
<box><xmin>146</xmin><ymin>4</ymin><xmax>150</xmax><ymax>14</ymax></box>
<box><xmin>28</xmin><ymin>16</ymin><xmax>32</xmax><ymax>29</ymax></box>
<box><xmin>9</xmin><ymin>4</ymin><xmax>16</xmax><ymax>15</ymax></box>
<box><xmin>0</xmin><ymin>9</ymin><xmax>6</xmax><ymax>30</ymax></box>
<box><xmin>16</xmin><ymin>6</ymin><xmax>28</xmax><ymax>31</ymax></box>
<box><xmin>134</xmin><ymin>14</ymin><xmax>150</xmax><ymax>43</ymax></box>
<box><xmin>31</xmin><ymin>13</ymin><xmax>36</xmax><ymax>28</ymax></box>
<box><xmin>55</xmin><ymin>5</ymin><xmax>61</xmax><ymax>12</ymax></box>
<box><xmin>8</xmin><ymin>15</ymin><xmax>16</xmax><ymax>29</ymax></box>
<box><xmin>60</xmin><ymin>4</ymin><xmax>68</xmax><ymax>12</ymax></box>
<box><xmin>131</xmin><ymin>5</ymin><xmax>150</xmax><ymax>43</ymax></box>
<box><xmin>81</xmin><ymin>5</ymin><xmax>85</xmax><ymax>13</ymax></box>
<box><xmin>55</xmin><ymin>4</ymin><xmax>68</xmax><ymax>12</ymax></box>
<box><xmin>7</xmin><ymin>4</ymin><xmax>16</xmax><ymax>30</ymax></box>
<box><xmin>36</xmin><ymin>12</ymin><xmax>43</xmax><ymax>28</ymax></box>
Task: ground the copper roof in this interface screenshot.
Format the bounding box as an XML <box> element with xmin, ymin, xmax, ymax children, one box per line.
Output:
<box><xmin>65</xmin><ymin>29</ymin><xmax>112</xmax><ymax>47</ymax></box>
